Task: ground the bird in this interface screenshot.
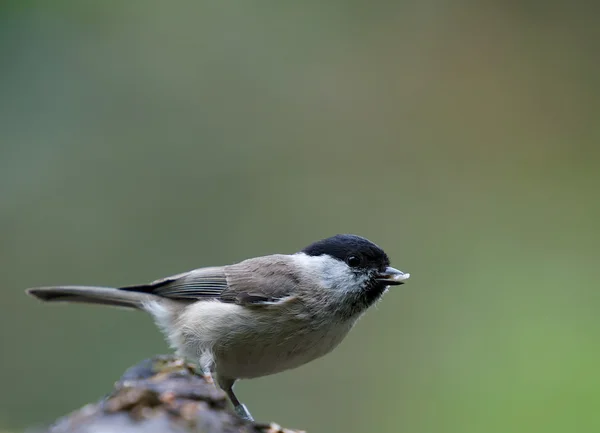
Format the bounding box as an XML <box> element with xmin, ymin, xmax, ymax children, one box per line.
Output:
<box><xmin>27</xmin><ymin>234</ymin><xmax>410</xmax><ymax>420</ymax></box>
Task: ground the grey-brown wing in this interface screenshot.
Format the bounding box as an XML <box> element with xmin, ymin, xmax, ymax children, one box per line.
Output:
<box><xmin>119</xmin><ymin>267</ymin><xmax>229</xmax><ymax>300</ymax></box>
<box><xmin>119</xmin><ymin>255</ymin><xmax>301</xmax><ymax>305</ymax></box>
<box><xmin>221</xmin><ymin>255</ymin><xmax>302</xmax><ymax>305</ymax></box>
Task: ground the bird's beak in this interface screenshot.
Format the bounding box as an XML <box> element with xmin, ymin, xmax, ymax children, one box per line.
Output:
<box><xmin>376</xmin><ymin>266</ymin><xmax>410</xmax><ymax>286</ymax></box>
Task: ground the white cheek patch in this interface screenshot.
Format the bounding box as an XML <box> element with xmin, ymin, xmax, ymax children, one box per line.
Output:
<box><xmin>292</xmin><ymin>253</ymin><xmax>370</xmax><ymax>296</ymax></box>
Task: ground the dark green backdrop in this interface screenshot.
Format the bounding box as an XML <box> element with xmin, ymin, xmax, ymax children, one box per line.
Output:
<box><xmin>1</xmin><ymin>2</ymin><xmax>599</xmax><ymax>432</ymax></box>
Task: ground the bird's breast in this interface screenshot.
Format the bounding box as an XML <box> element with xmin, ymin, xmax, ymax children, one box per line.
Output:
<box><xmin>177</xmin><ymin>300</ymin><xmax>356</xmax><ymax>380</ymax></box>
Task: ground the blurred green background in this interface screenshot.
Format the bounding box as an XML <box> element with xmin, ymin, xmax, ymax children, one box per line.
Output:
<box><xmin>1</xmin><ymin>2</ymin><xmax>599</xmax><ymax>433</ymax></box>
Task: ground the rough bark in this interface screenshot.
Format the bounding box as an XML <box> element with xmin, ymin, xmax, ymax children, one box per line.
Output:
<box><xmin>32</xmin><ymin>355</ymin><xmax>303</xmax><ymax>433</ymax></box>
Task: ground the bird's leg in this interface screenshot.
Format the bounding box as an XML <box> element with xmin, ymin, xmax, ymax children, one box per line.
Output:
<box><xmin>219</xmin><ymin>377</ymin><xmax>254</xmax><ymax>421</ymax></box>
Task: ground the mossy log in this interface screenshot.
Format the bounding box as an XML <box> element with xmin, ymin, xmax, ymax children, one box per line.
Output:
<box><xmin>32</xmin><ymin>355</ymin><xmax>303</xmax><ymax>433</ymax></box>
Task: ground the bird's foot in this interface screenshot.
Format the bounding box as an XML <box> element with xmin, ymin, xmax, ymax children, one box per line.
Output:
<box><xmin>235</xmin><ymin>403</ymin><xmax>254</xmax><ymax>421</ymax></box>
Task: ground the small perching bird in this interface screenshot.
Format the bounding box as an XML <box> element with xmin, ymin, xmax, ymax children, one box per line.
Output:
<box><xmin>27</xmin><ymin>234</ymin><xmax>410</xmax><ymax>420</ymax></box>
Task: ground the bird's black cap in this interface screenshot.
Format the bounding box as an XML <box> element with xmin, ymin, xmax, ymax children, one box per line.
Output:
<box><xmin>301</xmin><ymin>234</ymin><xmax>390</xmax><ymax>271</ymax></box>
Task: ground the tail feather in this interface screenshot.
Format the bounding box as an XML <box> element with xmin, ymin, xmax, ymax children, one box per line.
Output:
<box><xmin>26</xmin><ymin>286</ymin><xmax>156</xmax><ymax>310</ymax></box>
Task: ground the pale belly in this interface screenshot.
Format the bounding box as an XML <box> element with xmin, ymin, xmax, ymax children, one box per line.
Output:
<box><xmin>214</xmin><ymin>318</ymin><xmax>355</xmax><ymax>379</ymax></box>
<box><xmin>169</xmin><ymin>300</ymin><xmax>357</xmax><ymax>380</ymax></box>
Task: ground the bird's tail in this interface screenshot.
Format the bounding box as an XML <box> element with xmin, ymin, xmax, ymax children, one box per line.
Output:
<box><xmin>26</xmin><ymin>286</ymin><xmax>157</xmax><ymax>310</ymax></box>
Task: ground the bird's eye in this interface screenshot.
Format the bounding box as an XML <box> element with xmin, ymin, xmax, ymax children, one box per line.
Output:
<box><xmin>346</xmin><ymin>255</ymin><xmax>362</xmax><ymax>267</ymax></box>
